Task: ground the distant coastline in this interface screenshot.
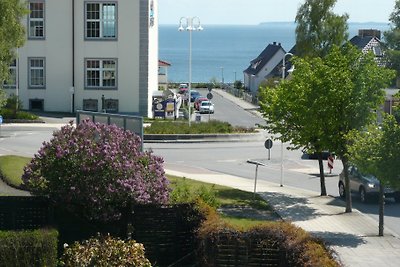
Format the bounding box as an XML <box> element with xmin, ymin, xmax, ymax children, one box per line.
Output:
<box><xmin>258</xmin><ymin>21</ymin><xmax>390</xmax><ymax>27</ymax></box>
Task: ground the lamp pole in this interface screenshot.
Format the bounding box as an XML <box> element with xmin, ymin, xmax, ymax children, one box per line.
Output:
<box><xmin>179</xmin><ymin>17</ymin><xmax>203</xmax><ymax>126</ymax></box>
<box><xmin>280</xmin><ymin>52</ymin><xmax>293</xmax><ymax>187</ymax></box>
<box><xmin>220</xmin><ymin>66</ymin><xmax>224</xmax><ymax>85</ymax></box>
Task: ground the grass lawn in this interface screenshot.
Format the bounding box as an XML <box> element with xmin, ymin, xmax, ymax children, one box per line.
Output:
<box><xmin>0</xmin><ymin>155</ymin><xmax>31</xmax><ymax>187</ymax></box>
<box><xmin>168</xmin><ymin>175</ymin><xmax>278</xmax><ymax>228</ymax></box>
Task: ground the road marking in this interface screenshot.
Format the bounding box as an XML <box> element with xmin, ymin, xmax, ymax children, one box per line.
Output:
<box><xmin>217</xmin><ymin>159</ymin><xmax>238</xmax><ymax>163</ymax></box>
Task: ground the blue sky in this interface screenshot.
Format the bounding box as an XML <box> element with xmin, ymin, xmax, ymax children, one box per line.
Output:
<box><xmin>158</xmin><ymin>0</ymin><xmax>395</xmax><ymax>25</ymax></box>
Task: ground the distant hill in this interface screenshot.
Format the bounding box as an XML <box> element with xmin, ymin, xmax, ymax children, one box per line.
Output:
<box><xmin>259</xmin><ymin>21</ymin><xmax>389</xmax><ymax>27</ymax></box>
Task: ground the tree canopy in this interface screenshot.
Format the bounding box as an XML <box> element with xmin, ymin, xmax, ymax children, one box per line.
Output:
<box><xmin>0</xmin><ymin>0</ymin><xmax>27</xmax><ymax>107</ymax></box>
<box><xmin>384</xmin><ymin>0</ymin><xmax>400</xmax><ymax>85</ymax></box>
<box><xmin>295</xmin><ymin>0</ymin><xmax>349</xmax><ymax>58</ymax></box>
<box><xmin>259</xmin><ymin>44</ymin><xmax>395</xmax><ymax>209</ymax></box>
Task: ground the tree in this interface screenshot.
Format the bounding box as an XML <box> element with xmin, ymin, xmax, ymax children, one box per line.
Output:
<box><xmin>295</xmin><ymin>0</ymin><xmax>349</xmax><ymax>58</ymax></box>
<box><xmin>259</xmin><ymin>45</ymin><xmax>395</xmax><ymax>208</ymax></box>
<box><xmin>384</xmin><ymin>0</ymin><xmax>400</xmax><ymax>86</ymax></box>
<box><xmin>347</xmin><ymin>115</ymin><xmax>400</xmax><ymax>236</ymax></box>
<box><xmin>22</xmin><ymin>120</ymin><xmax>170</xmax><ymax>222</ymax></box>
<box><xmin>0</xmin><ymin>0</ymin><xmax>28</xmax><ymax>108</ymax></box>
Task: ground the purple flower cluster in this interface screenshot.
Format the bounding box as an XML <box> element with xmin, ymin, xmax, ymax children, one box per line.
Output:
<box><xmin>22</xmin><ymin>120</ymin><xmax>169</xmax><ymax>222</ymax></box>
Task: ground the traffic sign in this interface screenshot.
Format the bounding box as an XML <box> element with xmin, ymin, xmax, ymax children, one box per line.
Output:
<box><xmin>207</xmin><ymin>92</ymin><xmax>213</xmax><ymax>100</ymax></box>
<box><xmin>264</xmin><ymin>139</ymin><xmax>273</xmax><ymax>149</ymax></box>
<box><xmin>0</xmin><ymin>115</ymin><xmax>2</xmax><ymax>125</ymax></box>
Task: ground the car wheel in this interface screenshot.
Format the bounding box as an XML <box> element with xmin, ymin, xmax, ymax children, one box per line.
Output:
<box><xmin>338</xmin><ymin>182</ymin><xmax>345</xmax><ymax>198</ymax></box>
<box><xmin>359</xmin><ymin>187</ymin><xmax>368</xmax><ymax>203</ymax></box>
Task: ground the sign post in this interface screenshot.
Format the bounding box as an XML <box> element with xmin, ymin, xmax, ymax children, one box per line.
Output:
<box><xmin>327</xmin><ymin>155</ymin><xmax>334</xmax><ymax>174</ymax></box>
<box><xmin>247</xmin><ymin>159</ymin><xmax>266</xmax><ymax>200</ymax></box>
<box><xmin>264</xmin><ymin>139</ymin><xmax>273</xmax><ymax>160</ymax></box>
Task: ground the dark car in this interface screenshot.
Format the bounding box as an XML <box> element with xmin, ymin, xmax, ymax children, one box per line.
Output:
<box><xmin>338</xmin><ymin>165</ymin><xmax>400</xmax><ymax>203</ymax></box>
<box><xmin>190</xmin><ymin>91</ymin><xmax>201</xmax><ymax>102</ymax></box>
<box><xmin>302</xmin><ymin>150</ymin><xmax>331</xmax><ymax>160</ymax></box>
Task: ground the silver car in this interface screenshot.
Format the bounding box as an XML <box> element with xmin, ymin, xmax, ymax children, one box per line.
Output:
<box><xmin>338</xmin><ymin>165</ymin><xmax>400</xmax><ymax>203</ymax></box>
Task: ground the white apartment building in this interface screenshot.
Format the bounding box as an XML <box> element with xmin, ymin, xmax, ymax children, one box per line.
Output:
<box><xmin>3</xmin><ymin>0</ymin><xmax>158</xmax><ymax>117</ymax></box>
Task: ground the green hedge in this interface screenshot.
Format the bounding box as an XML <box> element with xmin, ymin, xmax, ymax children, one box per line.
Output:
<box><xmin>0</xmin><ymin>108</ymin><xmax>39</xmax><ymax>120</ymax></box>
<box><xmin>0</xmin><ymin>229</ymin><xmax>58</xmax><ymax>267</ymax></box>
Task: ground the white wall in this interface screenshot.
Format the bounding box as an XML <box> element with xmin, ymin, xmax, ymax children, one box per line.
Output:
<box><xmin>9</xmin><ymin>0</ymin><xmax>156</xmax><ymax>117</ymax></box>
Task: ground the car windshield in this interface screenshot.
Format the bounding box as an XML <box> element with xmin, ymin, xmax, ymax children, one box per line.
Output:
<box><xmin>201</xmin><ymin>102</ymin><xmax>211</xmax><ymax>106</ymax></box>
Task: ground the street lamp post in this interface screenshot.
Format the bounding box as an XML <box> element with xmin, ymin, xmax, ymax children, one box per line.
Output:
<box><xmin>220</xmin><ymin>66</ymin><xmax>224</xmax><ymax>85</ymax></box>
<box><xmin>280</xmin><ymin>52</ymin><xmax>293</xmax><ymax>187</ymax></box>
<box><xmin>179</xmin><ymin>17</ymin><xmax>203</xmax><ymax>126</ymax></box>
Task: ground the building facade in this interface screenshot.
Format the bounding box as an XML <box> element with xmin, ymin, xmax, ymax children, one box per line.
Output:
<box><xmin>3</xmin><ymin>0</ymin><xmax>158</xmax><ymax>117</ymax></box>
<box><xmin>243</xmin><ymin>42</ymin><xmax>285</xmax><ymax>95</ymax></box>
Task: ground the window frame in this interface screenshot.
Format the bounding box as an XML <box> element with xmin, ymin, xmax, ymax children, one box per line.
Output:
<box><xmin>84</xmin><ymin>58</ymin><xmax>118</xmax><ymax>90</ymax></box>
<box><xmin>28</xmin><ymin>0</ymin><xmax>45</xmax><ymax>39</ymax></box>
<box><xmin>83</xmin><ymin>99</ymin><xmax>99</xmax><ymax>111</ymax></box>
<box><xmin>28</xmin><ymin>57</ymin><xmax>46</xmax><ymax>89</ymax></box>
<box><xmin>84</xmin><ymin>1</ymin><xmax>118</xmax><ymax>40</ymax></box>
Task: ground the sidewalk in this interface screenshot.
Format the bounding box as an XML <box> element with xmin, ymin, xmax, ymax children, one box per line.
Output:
<box><xmin>164</xmin><ymin>163</ymin><xmax>400</xmax><ymax>267</ymax></box>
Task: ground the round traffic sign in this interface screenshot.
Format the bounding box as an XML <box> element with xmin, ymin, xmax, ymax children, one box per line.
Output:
<box><xmin>207</xmin><ymin>92</ymin><xmax>213</xmax><ymax>100</ymax></box>
<box><xmin>264</xmin><ymin>139</ymin><xmax>273</xmax><ymax>149</ymax></box>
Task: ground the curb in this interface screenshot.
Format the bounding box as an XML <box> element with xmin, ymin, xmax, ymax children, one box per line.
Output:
<box><xmin>144</xmin><ymin>132</ymin><xmax>265</xmax><ymax>143</ymax></box>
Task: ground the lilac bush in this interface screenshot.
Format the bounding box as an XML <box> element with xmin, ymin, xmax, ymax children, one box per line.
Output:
<box><xmin>22</xmin><ymin>120</ymin><xmax>169</xmax><ymax>221</ymax></box>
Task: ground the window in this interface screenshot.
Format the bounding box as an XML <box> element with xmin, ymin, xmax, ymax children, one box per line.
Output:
<box><xmin>83</xmin><ymin>99</ymin><xmax>98</xmax><ymax>111</ymax></box>
<box><xmin>28</xmin><ymin>1</ymin><xmax>45</xmax><ymax>39</ymax></box>
<box><xmin>3</xmin><ymin>60</ymin><xmax>17</xmax><ymax>88</ymax></box>
<box><xmin>28</xmin><ymin>58</ymin><xmax>45</xmax><ymax>88</ymax></box>
<box><xmin>85</xmin><ymin>2</ymin><xmax>117</xmax><ymax>39</ymax></box>
<box><xmin>85</xmin><ymin>59</ymin><xmax>117</xmax><ymax>89</ymax></box>
<box><xmin>105</xmin><ymin>99</ymin><xmax>118</xmax><ymax>112</ymax></box>
<box><xmin>30</xmin><ymin>99</ymin><xmax>44</xmax><ymax>110</ymax></box>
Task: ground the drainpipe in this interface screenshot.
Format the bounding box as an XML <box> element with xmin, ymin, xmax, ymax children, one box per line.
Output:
<box><xmin>71</xmin><ymin>0</ymin><xmax>75</xmax><ymax>113</ymax></box>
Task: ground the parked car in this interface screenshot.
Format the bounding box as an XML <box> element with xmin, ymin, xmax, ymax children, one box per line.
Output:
<box><xmin>302</xmin><ymin>149</ymin><xmax>331</xmax><ymax>160</ymax></box>
<box><xmin>190</xmin><ymin>91</ymin><xmax>201</xmax><ymax>102</ymax></box>
<box><xmin>199</xmin><ymin>101</ymin><xmax>214</xmax><ymax>114</ymax></box>
<box><xmin>194</xmin><ymin>96</ymin><xmax>208</xmax><ymax>110</ymax></box>
<box><xmin>178</xmin><ymin>83</ymin><xmax>188</xmax><ymax>94</ymax></box>
<box><xmin>338</xmin><ymin>165</ymin><xmax>400</xmax><ymax>203</ymax></box>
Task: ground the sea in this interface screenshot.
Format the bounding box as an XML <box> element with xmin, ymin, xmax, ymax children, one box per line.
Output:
<box><xmin>159</xmin><ymin>22</ymin><xmax>390</xmax><ymax>83</ymax></box>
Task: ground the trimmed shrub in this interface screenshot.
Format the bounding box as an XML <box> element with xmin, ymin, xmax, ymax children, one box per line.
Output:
<box><xmin>22</xmin><ymin>120</ymin><xmax>169</xmax><ymax>222</ymax></box>
<box><xmin>61</xmin><ymin>234</ymin><xmax>151</xmax><ymax>267</ymax></box>
<box><xmin>197</xmin><ymin>210</ymin><xmax>340</xmax><ymax>267</ymax></box>
<box><xmin>0</xmin><ymin>108</ymin><xmax>39</xmax><ymax>120</ymax></box>
<box><xmin>0</xmin><ymin>229</ymin><xmax>58</xmax><ymax>267</ymax></box>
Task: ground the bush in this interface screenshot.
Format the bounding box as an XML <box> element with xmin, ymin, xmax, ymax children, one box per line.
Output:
<box><xmin>61</xmin><ymin>234</ymin><xmax>151</xmax><ymax>267</ymax></box>
<box><xmin>0</xmin><ymin>229</ymin><xmax>58</xmax><ymax>267</ymax></box>
<box><xmin>0</xmin><ymin>108</ymin><xmax>39</xmax><ymax>120</ymax></box>
<box><xmin>22</xmin><ymin>120</ymin><xmax>169</xmax><ymax>222</ymax></box>
<box><xmin>169</xmin><ymin>178</ymin><xmax>220</xmax><ymax>208</ymax></box>
<box><xmin>144</xmin><ymin>120</ymin><xmax>255</xmax><ymax>134</ymax></box>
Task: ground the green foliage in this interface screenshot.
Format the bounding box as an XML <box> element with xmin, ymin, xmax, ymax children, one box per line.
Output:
<box><xmin>0</xmin><ymin>108</ymin><xmax>39</xmax><ymax>120</ymax></box>
<box><xmin>0</xmin><ymin>155</ymin><xmax>31</xmax><ymax>187</ymax></box>
<box><xmin>61</xmin><ymin>234</ymin><xmax>151</xmax><ymax>267</ymax></box>
<box><xmin>348</xmin><ymin>115</ymin><xmax>400</xmax><ymax>189</ymax></box>
<box><xmin>169</xmin><ymin>178</ymin><xmax>220</xmax><ymax>208</ymax></box>
<box><xmin>0</xmin><ymin>229</ymin><xmax>58</xmax><ymax>267</ymax></box>
<box><xmin>295</xmin><ymin>0</ymin><xmax>349</xmax><ymax>58</ymax></box>
<box><xmin>233</xmin><ymin>80</ymin><xmax>243</xmax><ymax>89</ymax></box>
<box><xmin>259</xmin><ymin>44</ymin><xmax>395</xmax><ymax>205</ymax></box>
<box><xmin>0</xmin><ymin>0</ymin><xmax>28</xmax><ymax>108</ymax></box>
<box><xmin>384</xmin><ymin>1</ymin><xmax>400</xmax><ymax>82</ymax></box>
<box><xmin>144</xmin><ymin>120</ymin><xmax>254</xmax><ymax>134</ymax></box>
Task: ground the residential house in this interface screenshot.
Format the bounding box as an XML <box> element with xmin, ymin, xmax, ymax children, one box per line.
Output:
<box><xmin>243</xmin><ymin>42</ymin><xmax>286</xmax><ymax>95</ymax></box>
<box><xmin>2</xmin><ymin>0</ymin><xmax>158</xmax><ymax>117</ymax></box>
<box><xmin>158</xmin><ymin>59</ymin><xmax>171</xmax><ymax>90</ymax></box>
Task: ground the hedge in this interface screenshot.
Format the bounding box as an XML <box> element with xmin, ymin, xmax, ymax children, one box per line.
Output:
<box><xmin>0</xmin><ymin>228</ymin><xmax>58</xmax><ymax>267</ymax></box>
